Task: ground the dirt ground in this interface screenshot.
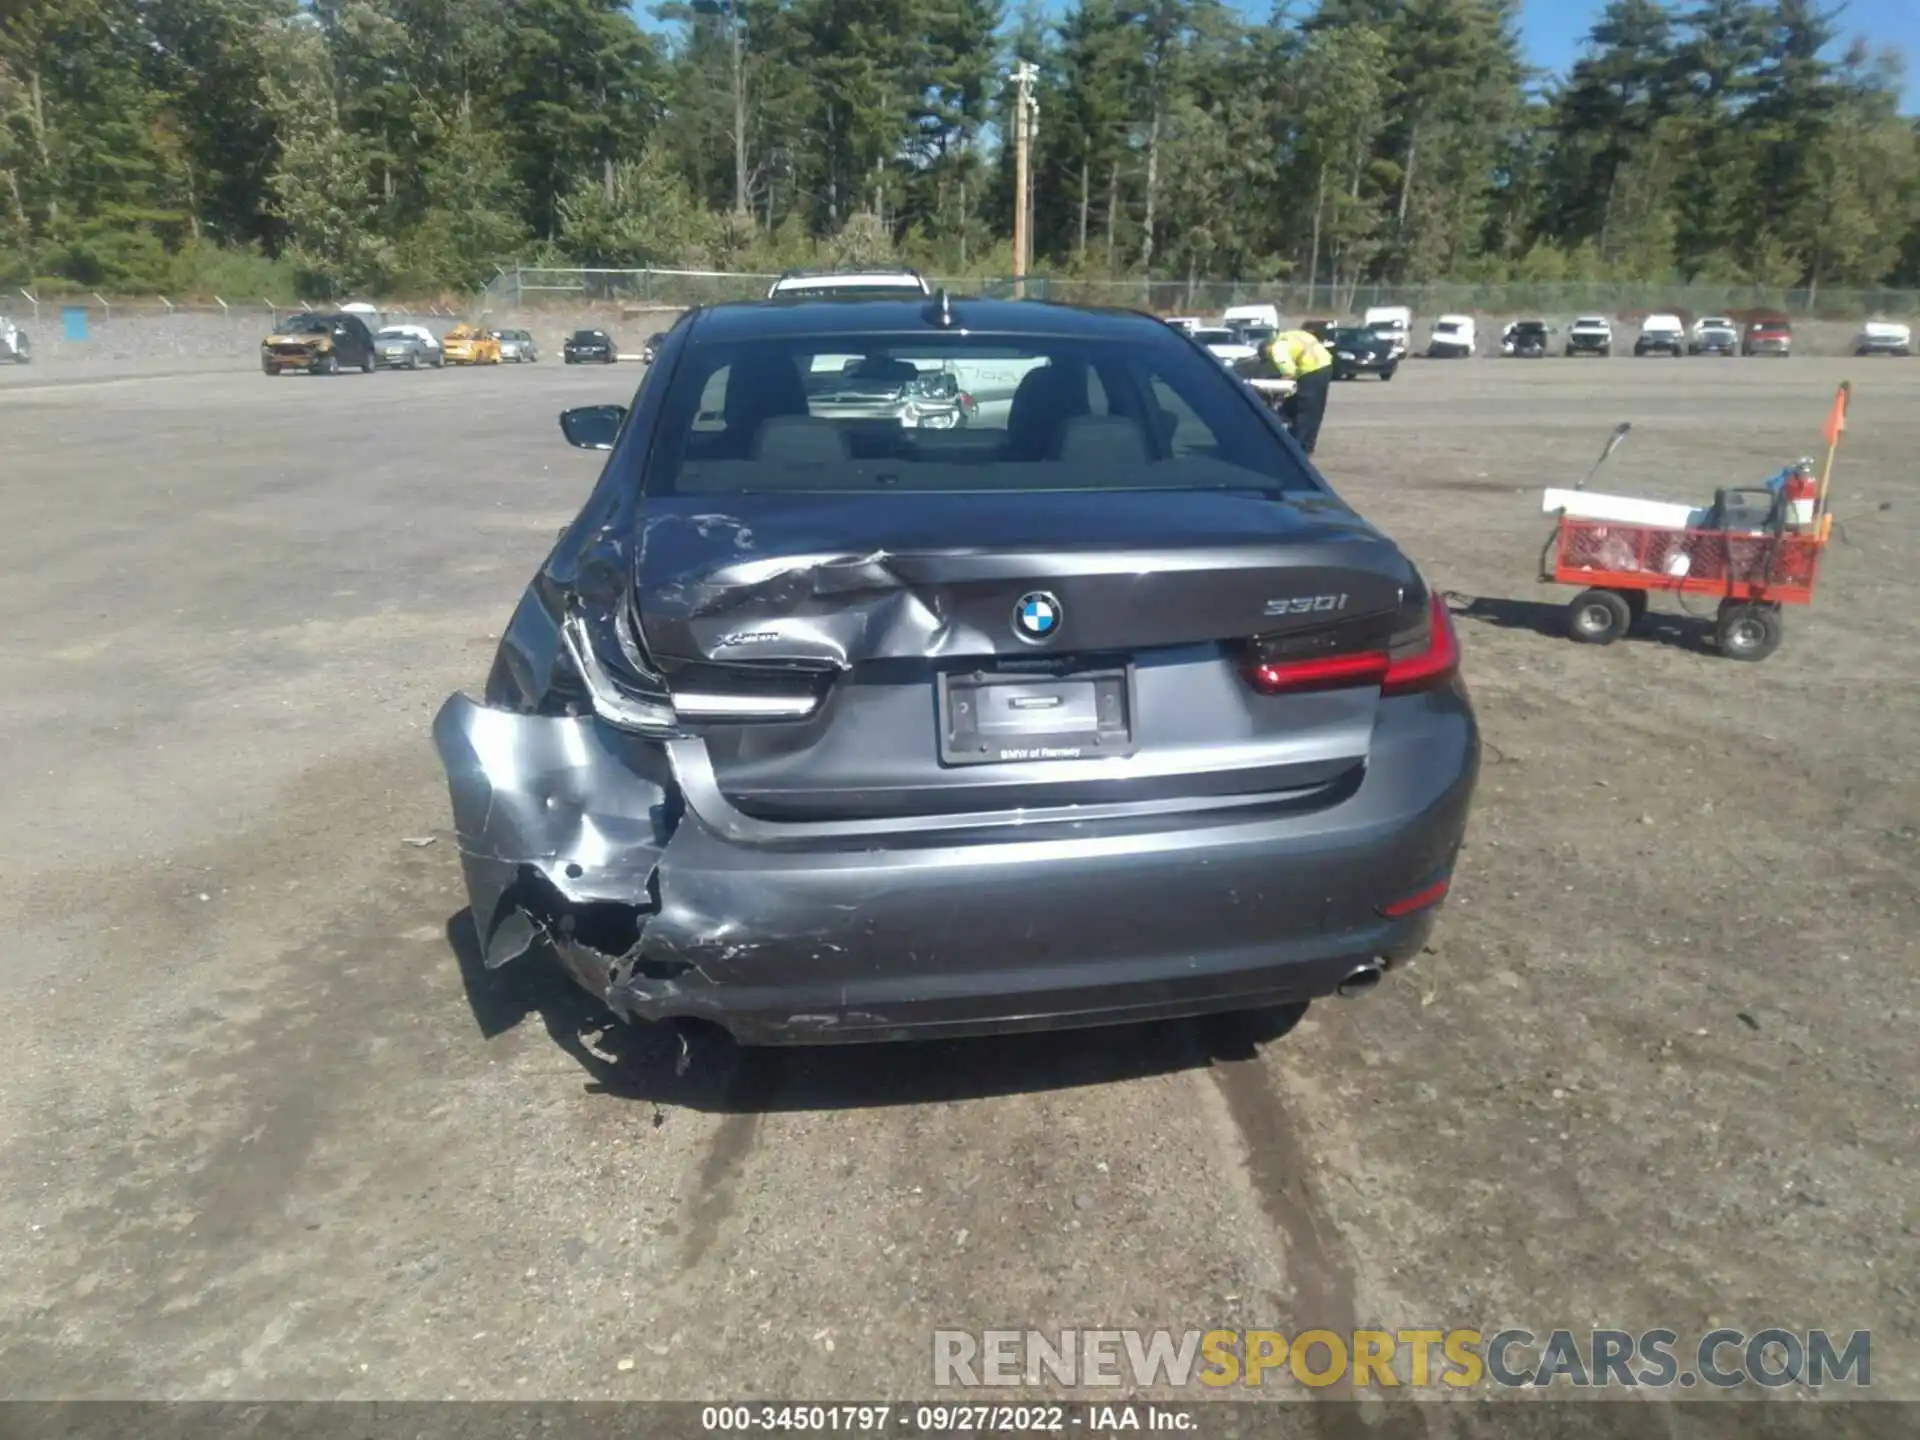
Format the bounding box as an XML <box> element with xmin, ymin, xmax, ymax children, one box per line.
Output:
<box><xmin>0</xmin><ymin>349</ymin><xmax>1913</xmax><ymax>1408</ymax></box>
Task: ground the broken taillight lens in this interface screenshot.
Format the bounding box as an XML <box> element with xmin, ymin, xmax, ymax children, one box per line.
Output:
<box><xmin>560</xmin><ymin>605</ymin><xmax>680</xmax><ymax>735</ymax></box>
<box><xmin>1242</xmin><ymin>594</ymin><xmax>1459</xmax><ymax>697</ymax></box>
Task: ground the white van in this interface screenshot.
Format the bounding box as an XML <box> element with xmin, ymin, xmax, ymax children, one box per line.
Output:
<box><xmin>1222</xmin><ymin>303</ymin><xmax>1281</xmax><ymax>333</ymax></box>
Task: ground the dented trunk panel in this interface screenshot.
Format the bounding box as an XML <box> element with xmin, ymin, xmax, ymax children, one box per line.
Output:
<box><xmin>632</xmin><ymin>490</ymin><xmax>1409</xmax><ymax>667</ymax></box>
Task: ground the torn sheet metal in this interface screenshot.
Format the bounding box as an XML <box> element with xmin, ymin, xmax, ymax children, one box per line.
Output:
<box><xmin>433</xmin><ymin>695</ymin><xmax>673</xmax><ymax>970</ymax></box>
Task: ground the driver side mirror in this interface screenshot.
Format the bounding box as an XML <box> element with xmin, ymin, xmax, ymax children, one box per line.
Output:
<box><xmin>560</xmin><ymin>404</ymin><xmax>626</xmax><ymax>451</ymax></box>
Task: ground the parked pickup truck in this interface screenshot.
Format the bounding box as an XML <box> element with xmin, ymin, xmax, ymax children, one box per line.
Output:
<box><xmin>1634</xmin><ymin>314</ymin><xmax>1686</xmax><ymax>357</ymax></box>
<box><xmin>1564</xmin><ymin>315</ymin><xmax>1613</xmax><ymax>357</ymax></box>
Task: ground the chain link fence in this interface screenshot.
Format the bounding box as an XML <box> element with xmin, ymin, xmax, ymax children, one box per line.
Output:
<box><xmin>980</xmin><ymin>277</ymin><xmax>1920</xmax><ymax>322</ymax></box>
<box><xmin>0</xmin><ymin>290</ymin><xmax>475</xmax><ymax>362</ymax></box>
<box><xmin>10</xmin><ymin>270</ymin><xmax>1914</xmax><ymax>363</ymax></box>
<box><xmin>481</xmin><ymin>267</ymin><xmax>1920</xmax><ymax>322</ymax></box>
<box><xmin>4</xmin><ymin>291</ymin><xmax>467</xmax><ymax>327</ymax></box>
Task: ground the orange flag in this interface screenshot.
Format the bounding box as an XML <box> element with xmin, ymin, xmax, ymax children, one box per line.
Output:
<box><xmin>1821</xmin><ymin>383</ymin><xmax>1850</xmax><ymax>446</ymax></box>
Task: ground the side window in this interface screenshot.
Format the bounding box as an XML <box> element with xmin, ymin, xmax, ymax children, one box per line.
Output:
<box><xmin>692</xmin><ymin>364</ymin><xmax>730</xmax><ymax>432</ymax></box>
<box><xmin>1147</xmin><ymin>375</ymin><xmax>1219</xmax><ymax>459</ymax></box>
<box><xmin>1086</xmin><ymin>366</ymin><xmax>1111</xmax><ymax>416</ymax></box>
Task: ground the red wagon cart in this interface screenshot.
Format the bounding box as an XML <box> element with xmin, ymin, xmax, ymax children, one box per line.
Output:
<box><xmin>1543</xmin><ymin>513</ymin><xmax>1827</xmax><ymax>661</ymax></box>
<box><xmin>1539</xmin><ymin>385</ymin><xmax>1849</xmax><ymax>663</ymax></box>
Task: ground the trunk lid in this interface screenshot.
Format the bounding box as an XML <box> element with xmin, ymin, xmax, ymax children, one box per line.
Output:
<box><xmin>629</xmin><ymin>492</ymin><xmax>1421</xmax><ymax>823</ymax></box>
<box><xmin>632</xmin><ymin>490</ymin><xmax>1412</xmax><ymax>666</ymax></box>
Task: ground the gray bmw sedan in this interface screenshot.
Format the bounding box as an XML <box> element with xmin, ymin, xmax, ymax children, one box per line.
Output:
<box><xmin>433</xmin><ymin>295</ymin><xmax>1479</xmax><ymax>1045</ymax></box>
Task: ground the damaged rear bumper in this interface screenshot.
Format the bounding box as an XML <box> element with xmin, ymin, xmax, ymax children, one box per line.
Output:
<box><xmin>432</xmin><ymin>690</ymin><xmax>1478</xmax><ymax>1045</ymax></box>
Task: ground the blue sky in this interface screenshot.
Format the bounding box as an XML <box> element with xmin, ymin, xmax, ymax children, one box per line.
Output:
<box><xmin>1520</xmin><ymin>0</ymin><xmax>1919</xmax><ymax>111</ymax></box>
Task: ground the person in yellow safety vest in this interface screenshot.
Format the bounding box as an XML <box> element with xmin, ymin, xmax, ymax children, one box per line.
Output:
<box><xmin>1261</xmin><ymin>328</ymin><xmax>1336</xmax><ymax>455</ymax></box>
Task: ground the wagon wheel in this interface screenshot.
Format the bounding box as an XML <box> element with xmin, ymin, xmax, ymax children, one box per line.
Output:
<box><xmin>1715</xmin><ymin>601</ymin><xmax>1783</xmax><ymax>662</ymax></box>
<box><xmin>1568</xmin><ymin>588</ymin><xmax>1633</xmax><ymax>645</ymax></box>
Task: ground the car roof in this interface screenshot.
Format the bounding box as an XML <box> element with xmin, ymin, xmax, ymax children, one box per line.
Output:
<box><xmin>687</xmin><ymin>297</ymin><xmax>1172</xmax><ymax>344</ymax></box>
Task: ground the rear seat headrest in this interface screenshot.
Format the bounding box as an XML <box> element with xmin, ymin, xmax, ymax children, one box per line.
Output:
<box><xmin>1053</xmin><ymin>414</ymin><xmax>1149</xmax><ymax>466</ymax></box>
<box><xmin>751</xmin><ymin>416</ymin><xmax>852</xmax><ymax>466</ymax></box>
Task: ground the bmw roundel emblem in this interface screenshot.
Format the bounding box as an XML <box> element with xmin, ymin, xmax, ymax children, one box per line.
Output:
<box><xmin>1013</xmin><ymin>591</ymin><xmax>1062</xmax><ymax>643</ymax></box>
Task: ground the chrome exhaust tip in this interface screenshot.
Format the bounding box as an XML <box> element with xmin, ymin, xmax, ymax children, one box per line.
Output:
<box><xmin>1336</xmin><ymin>963</ymin><xmax>1385</xmax><ymax>999</ymax></box>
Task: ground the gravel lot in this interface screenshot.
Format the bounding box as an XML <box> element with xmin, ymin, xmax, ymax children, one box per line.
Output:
<box><xmin>0</xmin><ymin>351</ymin><xmax>1913</xmax><ymax>1406</ymax></box>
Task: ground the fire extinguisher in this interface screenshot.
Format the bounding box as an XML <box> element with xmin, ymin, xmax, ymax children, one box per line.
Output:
<box><xmin>1780</xmin><ymin>459</ymin><xmax>1819</xmax><ymax>530</ymax></box>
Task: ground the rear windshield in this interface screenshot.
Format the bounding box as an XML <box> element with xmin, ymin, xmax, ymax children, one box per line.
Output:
<box><xmin>642</xmin><ymin>330</ymin><xmax>1315</xmax><ymax>496</ymax></box>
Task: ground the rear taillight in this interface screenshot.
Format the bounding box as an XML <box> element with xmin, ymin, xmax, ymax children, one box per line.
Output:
<box><xmin>1246</xmin><ymin>650</ymin><xmax>1390</xmax><ymax>694</ymax></box>
<box><xmin>1242</xmin><ymin>594</ymin><xmax>1459</xmax><ymax>697</ymax></box>
<box><xmin>1381</xmin><ymin>594</ymin><xmax>1460</xmax><ymax>695</ymax></box>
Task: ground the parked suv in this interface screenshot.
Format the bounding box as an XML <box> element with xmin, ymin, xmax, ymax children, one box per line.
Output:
<box><xmin>1689</xmin><ymin>317</ymin><xmax>1738</xmax><ymax>356</ymax></box>
<box><xmin>435</xmin><ymin>298</ymin><xmax>1479</xmax><ymax>1044</ymax></box>
<box><xmin>261</xmin><ymin>312</ymin><xmax>378</xmax><ymax>375</ymax></box>
<box><xmin>1854</xmin><ymin>320</ymin><xmax>1911</xmax><ymax>357</ymax></box>
<box><xmin>1565</xmin><ymin>316</ymin><xmax>1613</xmax><ymax>357</ymax></box>
<box><xmin>1634</xmin><ymin>314</ymin><xmax>1686</xmax><ymax>357</ymax></box>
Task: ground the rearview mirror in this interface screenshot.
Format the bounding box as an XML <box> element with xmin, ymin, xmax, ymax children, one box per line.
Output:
<box><xmin>560</xmin><ymin>404</ymin><xmax>626</xmax><ymax>451</ymax></box>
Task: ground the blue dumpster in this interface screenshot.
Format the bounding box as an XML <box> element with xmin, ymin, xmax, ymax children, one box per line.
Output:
<box><xmin>62</xmin><ymin>306</ymin><xmax>88</xmax><ymax>342</ymax></box>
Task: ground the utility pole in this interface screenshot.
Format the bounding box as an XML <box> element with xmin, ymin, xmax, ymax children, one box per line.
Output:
<box><xmin>1010</xmin><ymin>61</ymin><xmax>1038</xmax><ymax>298</ymax></box>
<box><xmin>730</xmin><ymin>0</ymin><xmax>748</xmax><ymax>217</ymax></box>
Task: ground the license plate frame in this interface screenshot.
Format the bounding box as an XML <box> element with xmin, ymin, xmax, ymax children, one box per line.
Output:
<box><xmin>936</xmin><ymin>663</ymin><xmax>1136</xmax><ymax>767</ymax></box>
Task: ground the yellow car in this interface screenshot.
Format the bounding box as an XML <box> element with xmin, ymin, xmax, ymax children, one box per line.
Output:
<box><xmin>442</xmin><ymin>324</ymin><xmax>502</xmax><ymax>365</ymax></box>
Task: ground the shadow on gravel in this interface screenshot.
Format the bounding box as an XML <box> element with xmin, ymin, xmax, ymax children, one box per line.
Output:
<box><xmin>1451</xmin><ymin>592</ymin><xmax>1719</xmax><ymax>655</ymax></box>
<box><xmin>448</xmin><ymin>909</ymin><xmax>1309</xmax><ymax>1113</ymax></box>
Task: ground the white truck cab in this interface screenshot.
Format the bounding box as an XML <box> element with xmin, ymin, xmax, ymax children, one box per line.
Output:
<box><xmin>1222</xmin><ymin>303</ymin><xmax>1281</xmax><ymax>333</ymax></box>
<box><xmin>1363</xmin><ymin>305</ymin><xmax>1413</xmax><ymax>358</ymax></box>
